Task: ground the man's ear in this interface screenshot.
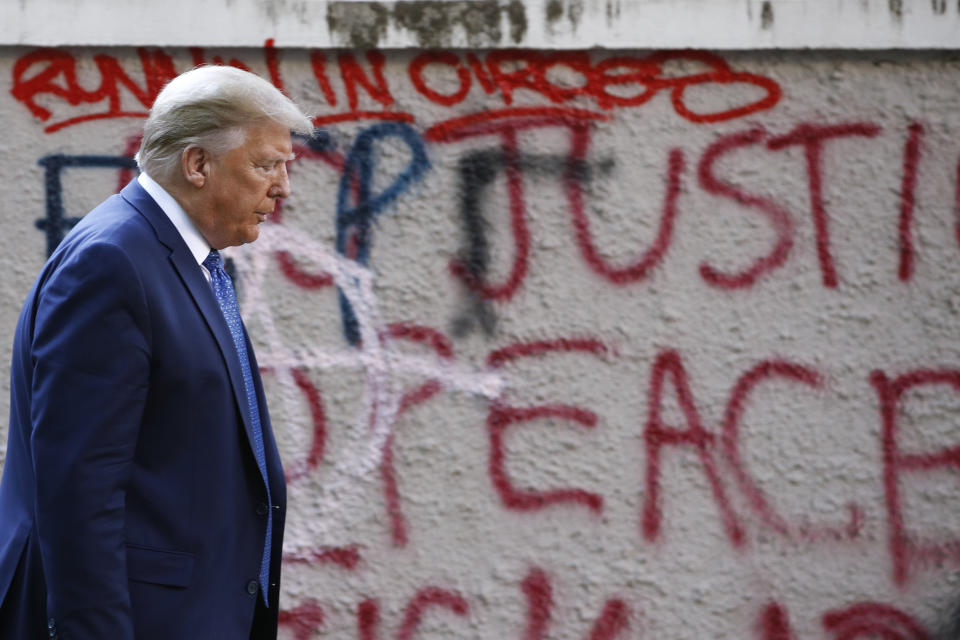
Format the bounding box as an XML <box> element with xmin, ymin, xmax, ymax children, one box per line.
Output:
<box><xmin>181</xmin><ymin>145</ymin><xmax>209</xmax><ymax>188</ymax></box>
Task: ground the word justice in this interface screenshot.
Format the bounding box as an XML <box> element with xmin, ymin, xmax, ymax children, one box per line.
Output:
<box><xmin>427</xmin><ymin>118</ymin><xmax>946</xmax><ymax>299</ymax></box>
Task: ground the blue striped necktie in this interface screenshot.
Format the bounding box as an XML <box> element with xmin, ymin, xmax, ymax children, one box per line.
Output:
<box><xmin>203</xmin><ymin>249</ymin><xmax>273</xmax><ymax>606</ymax></box>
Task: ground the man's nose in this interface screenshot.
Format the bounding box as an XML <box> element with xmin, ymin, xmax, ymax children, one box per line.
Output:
<box><xmin>271</xmin><ymin>164</ymin><xmax>291</xmax><ymax>199</ymax></box>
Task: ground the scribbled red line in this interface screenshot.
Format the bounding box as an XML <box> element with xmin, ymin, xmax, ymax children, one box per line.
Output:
<box><xmin>872</xmin><ymin>369</ymin><xmax>912</xmax><ymax>587</ymax></box>
<box><xmin>340</xmin><ymin>51</ymin><xmax>394</xmax><ymax>111</ymax></box>
<box><xmin>587</xmin><ymin>599</ymin><xmax>630</xmax><ymax>640</ymax></box>
<box><xmin>397</xmin><ymin>380</ymin><xmax>442</xmax><ymax>415</ymax></box>
<box><xmin>568</xmin><ymin>122</ymin><xmax>684</xmax><ymax>283</ymax></box>
<box><xmin>396</xmin><ymin>588</ymin><xmax>470</xmax><ymax>640</ymax></box>
<box><xmin>629</xmin><ymin>51</ymin><xmax>782</xmax><ymax>123</ymax></box>
<box><xmin>822</xmin><ymin>602</ymin><xmax>931</xmax><ymax>640</ymax></box>
<box><xmin>446</xmin><ymin>126</ymin><xmax>535</xmax><ymax>301</ymax></box>
<box><xmin>899</xmin><ymin>447</ymin><xmax>960</xmax><ymax>469</ymax></box>
<box><xmin>270</xmin><ymin>139</ymin><xmax>343</xmax><ymax>284</ymax></box>
<box><xmin>424</xmin><ymin>106</ymin><xmax>610</xmax><ymax>143</ymax></box>
<box><xmin>311</xmin><ymin>111</ymin><xmax>415</xmax><ymax>126</ymax></box>
<box><xmin>263</xmin><ymin>38</ymin><xmax>284</xmax><ymax>92</ymax></box>
<box><xmin>721</xmin><ymin>360</ymin><xmax>822</xmax><ymax>537</ymax></box>
<box><xmin>910</xmin><ymin>541</ymin><xmax>960</xmax><ymax>567</ymax></box>
<box><xmin>672</xmin><ymin>71</ymin><xmax>782</xmax><ymax>124</ymax></box>
<box><xmin>285</xmin><ymin>368</ymin><xmax>328</xmax><ymax>483</ymax></box>
<box><xmin>357</xmin><ymin>599</ymin><xmax>379</xmax><ymax>640</ymax></box>
<box><xmin>379</xmin><ymin>323</ymin><xmax>454</xmax><ymax>547</ymax></box>
<box><xmin>408</xmin><ymin>50</ymin><xmax>472</xmax><ymax>106</ymax></box>
<box><xmin>757</xmin><ymin>602</ymin><xmax>796</xmax><ymax>640</ymax></box>
<box><xmin>898</xmin><ymin>122</ymin><xmax>924</xmax><ymax>281</ymax></box>
<box><xmin>278</xmin><ymin>601</ymin><xmax>325</xmax><ymax>640</ymax></box>
<box><xmin>283</xmin><ymin>545</ymin><xmax>361</xmax><ymax>569</ymax></box>
<box><xmin>699</xmin><ymin>128</ymin><xmax>793</xmax><ymax>289</ymax></box>
<box><xmin>767</xmin><ymin>122</ymin><xmax>881</xmax><ymax>289</ymax></box>
<box><xmin>275</xmin><ymin>252</ymin><xmax>335</xmax><ymax>289</ymax></box>
<box><xmin>643</xmin><ymin>350</ymin><xmax>745</xmax><ymax>547</ymax></box>
<box><xmin>486</xmin><ymin>338</ymin><xmax>608</xmax><ymax>368</ymax></box>
<box><xmin>870</xmin><ymin>368</ymin><xmax>960</xmax><ymax>586</ymax></box>
<box><xmin>497</xmin><ymin>127</ymin><xmax>530</xmax><ymax>301</ymax></box>
<box><xmin>434</xmin><ymin>116</ymin><xmax>598</xmax><ymax>143</ymax></box>
<box><xmin>380</xmin><ymin>432</ymin><xmax>408</xmax><ymax>547</ymax></box>
<box><xmin>44</xmin><ymin>111</ymin><xmax>149</xmax><ymax>133</ymax></box>
<box><xmin>521</xmin><ymin>568</ymin><xmax>552</xmax><ymax>640</ymax></box>
<box><xmin>387</xmin><ymin>323</ymin><xmax>455</xmax><ymax>359</ymax></box>
<box><xmin>488</xmin><ymin>404</ymin><xmax>604</xmax><ymax>513</ymax></box>
<box><xmin>309</xmin><ymin>51</ymin><xmax>338</xmax><ymax>107</ymax></box>
<box><xmin>485</xmin><ymin>337</ymin><xmax>608</xmax><ymax>514</ymax></box>
<box><xmin>466</xmin><ymin>52</ymin><xmax>496</xmax><ymax>94</ymax></box>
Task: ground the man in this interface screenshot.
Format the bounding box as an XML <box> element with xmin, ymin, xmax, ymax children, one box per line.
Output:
<box><xmin>0</xmin><ymin>65</ymin><xmax>313</xmax><ymax>639</ymax></box>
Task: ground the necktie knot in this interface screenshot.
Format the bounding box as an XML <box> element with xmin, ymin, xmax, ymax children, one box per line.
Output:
<box><xmin>203</xmin><ymin>249</ymin><xmax>223</xmax><ymax>273</ymax></box>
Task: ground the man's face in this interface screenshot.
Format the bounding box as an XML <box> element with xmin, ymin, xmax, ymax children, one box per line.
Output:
<box><xmin>193</xmin><ymin>120</ymin><xmax>295</xmax><ymax>249</ymax></box>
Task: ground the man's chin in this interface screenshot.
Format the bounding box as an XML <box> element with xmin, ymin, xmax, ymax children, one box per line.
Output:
<box><xmin>241</xmin><ymin>227</ymin><xmax>261</xmax><ymax>245</ymax></box>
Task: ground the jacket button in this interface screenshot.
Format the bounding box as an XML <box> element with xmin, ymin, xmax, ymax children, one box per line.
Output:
<box><xmin>246</xmin><ymin>579</ymin><xmax>259</xmax><ymax>595</ymax></box>
<box><xmin>47</xmin><ymin>619</ymin><xmax>55</xmax><ymax>630</ymax></box>
<box><xmin>256</xmin><ymin>503</ymin><xmax>268</xmax><ymax>516</ymax></box>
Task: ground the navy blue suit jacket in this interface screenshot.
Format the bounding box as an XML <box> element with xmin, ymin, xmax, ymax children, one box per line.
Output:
<box><xmin>0</xmin><ymin>180</ymin><xmax>286</xmax><ymax>639</ymax></box>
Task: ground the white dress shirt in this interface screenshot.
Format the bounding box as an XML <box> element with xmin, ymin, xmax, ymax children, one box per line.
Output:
<box><xmin>137</xmin><ymin>172</ymin><xmax>213</xmax><ymax>282</ymax></box>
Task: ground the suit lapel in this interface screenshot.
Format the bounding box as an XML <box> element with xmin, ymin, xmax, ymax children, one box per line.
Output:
<box><xmin>120</xmin><ymin>180</ymin><xmax>259</xmax><ymax>457</ymax></box>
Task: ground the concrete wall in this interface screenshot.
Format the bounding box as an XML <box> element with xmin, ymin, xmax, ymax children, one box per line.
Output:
<box><xmin>3</xmin><ymin>43</ymin><xmax>960</xmax><ymax>638</ymax></box>
<box><xmin>4</xmin><ymin>0</ymin><xmax>960</xmax><ymax>49</ymax></box>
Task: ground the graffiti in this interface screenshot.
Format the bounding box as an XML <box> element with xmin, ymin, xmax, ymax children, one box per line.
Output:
<box><xmin>427</xmin><ymin>110</ymin><xmax>684</xmax><ymax>304</ymax></box>
<box><xmin>765</xmin><ymin>122</ymin><xmax>882</xmax><ymax>288</ymax></box>
<box><xmin>642</xmin><ymin>349</ymin><xmax>747</xmax><ymax>547</ymax></box>
<box><xmin>486</xmin><ymin>338</ymin><xmax>609</xmax><ymax>514</ymax></box>
<box><xmin>870</xmin><ymin>368</ymin><xmax>960</xmax><ymax>586</ymax></box>
<box><xmin>15</xmin><ymin>45</ymin><xmax>960</xmax><ymax>640</ymax></box>
<box><xmin>11</xmin><ymin>44</ymin><xmax>782</xmax><ymax>133</ymax></box>
<box><xmin>341</xmin><ymin>587</ymin><xmax>470</xmax><ymax>640</ymax></box>
<box><xmin>756</xmin><ymin>602</ymin><xmax>931</xmax><ymax>640</ymax></box>
<box><xmin>334</xmin><ymin>121</ymin><xmax>430</xmax><ymax>344</ymax></box>
<box><xmin>898</xmin><ymin>122</ymin><xmax>925</xmax><ymax>282</ymax></box>
<box><xmin>697</xmin><ymin>128</ymin><xmax>793</xmax><ymax>289</ymax></box>
<box><xmin>36</xmin><ymin>153</ymin><xmax>138</xmax><ymax>255</ymax></box>
<box><xmin>410</xmin><ymin>49</ymin><xmax>782</xmax><ymax>119</ymax></box>
<box><xmin>379</xmin><ymin>322</ymin><xmax>456</xmax><ymax>547</ymax></box>
<box><xmin>821</xmin><ymin>603</ymin><xmax>931</xmax><ymax>640</ymax></box>
<box><xmin>229</xmin><ymin>221</ymin><xmax>504</xmax><ymax>562</ymax></box>
<box><xmin>518</xmin><ymin>567</ymin><xmax>630</xmax><ymax>640</ymax></box>
<box><xmin>756</xmin><ymin>602</ymin><xmax>796</xmax><ymax>640</ymax></box>
<box><xmin>12</xmin><ymin>48</ymin><xmax>177</xmax><ymax>133</ymax></box>
<box><xmin>720</xmin><ymin>360</ymin><xmax>863</xmax><ymax>541</ymax></box>
<box><xmin>278</xmin><ymin>600</ymin><xmax>325</xmax><ymax>640</ymax></box>
<box><xmin>278</xmin><ymin>567</ymin><xmax>629</xmax><ymax>639</ymax></box>
<box><xmin>449</xmin><ymin>147</ymin><xmax>616</xmax><ymax>335</ymax></box>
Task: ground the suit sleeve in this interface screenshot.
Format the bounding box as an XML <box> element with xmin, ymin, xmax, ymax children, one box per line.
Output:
<box><xmin>30</xmin><ymin>241</ymin><xmax>151</xmax><ymax>639</ymax></box>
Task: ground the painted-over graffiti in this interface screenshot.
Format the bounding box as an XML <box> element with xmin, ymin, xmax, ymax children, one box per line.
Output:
<box><xmin>8</xmin><ymin>44</ymin><xmax>960</xmax><ymax>638</ymax></box>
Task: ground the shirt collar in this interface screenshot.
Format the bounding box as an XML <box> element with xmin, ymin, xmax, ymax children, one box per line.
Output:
<box><xmin>138</xmin><ymin>172</ymin><xmax>211</xmax><ymax>267</ymax></box>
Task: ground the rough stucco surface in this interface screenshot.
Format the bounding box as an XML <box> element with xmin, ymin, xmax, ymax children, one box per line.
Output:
<box><xmin>3</xmin><ymin>45</ymin><xmax>960</xmax><ymax>638</ymax></box>
<box><xmin>3</xmin><ymin>0</ymin><xmax>960</xmax><ymax>49</ymax></box>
